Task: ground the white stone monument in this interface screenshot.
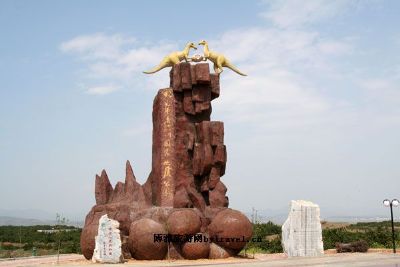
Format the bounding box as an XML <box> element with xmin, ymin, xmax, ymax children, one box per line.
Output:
<box><xmin>92</xmin><ymin>214</ymin><xmax>123</xmax><ymax>263</ymax></box>
<box><xmin>282</xmin><ymin>200</ymin><xmax>324</xmax><ymax>257</ymax></box>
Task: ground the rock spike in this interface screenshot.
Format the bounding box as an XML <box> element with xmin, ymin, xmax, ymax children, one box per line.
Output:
<box><xmin>125</xmin><ymin>160</ymin><xmax>136</xmax><ymax>194</ymax></box>
<box><xmin>95</xmin><ymin>169</ymin><xmax>113</xmax><ymax>205</ymax></box>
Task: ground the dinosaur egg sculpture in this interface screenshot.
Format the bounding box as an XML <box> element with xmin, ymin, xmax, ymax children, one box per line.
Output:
<box><xmin>191</xmin><ymin>54</ymin><xmax>204</xmax><ymax>62</ymax></box>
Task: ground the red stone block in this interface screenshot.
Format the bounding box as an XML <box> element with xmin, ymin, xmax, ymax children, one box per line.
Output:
<box><xmin>193</xmin><ymin>143</ymin><xmax>203</xmax><ymax>176</ymax></box>
<box><xmin>172</xmin><ymin>64</ymin><xmax>182</xmax><ymax>92</ymax></box>
<box><xmin>210</xmin><ymin>121</ymin><xmax>224</xmax><ymax>147</ymax></box>
<box><xmin>203</xmin><ymin>144</ymin><xmax>213</xmax><ymax>175</ymax></box>
<box><xmin>194</xmin><ymin>102</ymin><xmax>211</xmax><ymax>114</ymax></box>
<box><xmin>210</xmin><ymin>74</ymin><xmax>220</xmax><ymax>100</ymax></box>
<box><xmin>195</xmin><ymin>63</ymin><xmax>210</xmax><ymax>84</ymax></box>
<box><xmin>183</xmin><ymin>91</ymin><xmax>195</xmax><ymax>115</ymax></box>
<box><xmin>213</xmin><ymin>145</ymin><xmax>226</xmax><ymax>165</ymax></box>
<box><xmin>195</xmin><ymin>121</ymin><xmax>211</xmax><ymax>144</ymax></box>
<box><xmin>209</xmin><ymin>182</ymin><xmax>228</xmax><ymax>208</ymax></box>
<box><xmin>193</xmin><ymin>142</ymin><xmax>213</xmax><ymax>176</ymax></box>
<box><xmin>190</xmin><ymin>65</ymin><xmax>197</xmax><ymax>86</ymax></box>
<box><xmin>192</xmin><ymin>85</ymin><xmax>211</xmax><ymax>102</ymax></box>
<box><xmin>208</xmin><ymin>166</ymin><xmax>221</xmax><ymax>190</ymax></box>
<box><xmin>173</xmin><ymin>92</ymin><xmax>184</xmax><ymax>116</ymax></box>
<box><xmin>185</xmin><ymin>124</ymin><xmax>195</xmax><ymax>151</ymax></box>
<box><xmin>180</xmin><ymin>62</ymin><xmax>192</xmax><ymax>90</ymax></box>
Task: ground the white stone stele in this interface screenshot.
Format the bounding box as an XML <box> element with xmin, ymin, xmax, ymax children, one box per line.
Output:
<box><xmin>281</xmin><ymin>200</ymin><xmax>324</xmax><ymax>257</ymax></box>
<box><xmin>92</xmin><ymin>214</ymin><xmax>123</xmax><ymax>263</ymax></box>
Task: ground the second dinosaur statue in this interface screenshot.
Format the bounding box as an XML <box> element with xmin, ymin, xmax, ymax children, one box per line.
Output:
<box><xmin>198</xmin><ymin>40</ymin><xmax>247</xmax><ymax>76</ymax></box>
<box><xmin>143</xmin><ymin>42</ymin><xmax>197</xmax><ymax>74</ymax></box>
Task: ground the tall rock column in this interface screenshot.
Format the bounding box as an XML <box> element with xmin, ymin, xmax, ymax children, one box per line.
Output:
<box><xmin>151</xmin><ymin>89</ymin><xmax>176</xmax><ymax>207</ymax></box>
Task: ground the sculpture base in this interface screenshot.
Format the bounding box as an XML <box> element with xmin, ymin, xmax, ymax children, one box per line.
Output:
<box><xmin>81</xmin><ymin>204</ymin><xmax>252</xmax><ymax>260</ymax></box>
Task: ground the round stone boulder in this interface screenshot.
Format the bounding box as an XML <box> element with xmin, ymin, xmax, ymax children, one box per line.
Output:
<box><xmin>128</xmin><ymin>218</ymin><xmax>168</xmax><ymax>260</ymax></box>
<box><xmin>181</xmin><ymin>233</ymin><xmax>210</xmax><ymax>259</ymax></box>
<box><xmin>208</xmin><ymin>209</ymin><xmax>253</xmax><ymax>251</ymax></box>
<box><xmin>80</xmin><ymin>222</ymin><xmax>98</xmax><ymax>260</ymax></box>
<box><xmin>167</xmin><ymin>209</ymin><xmax>201</xmax><ymax>235</ymax></box>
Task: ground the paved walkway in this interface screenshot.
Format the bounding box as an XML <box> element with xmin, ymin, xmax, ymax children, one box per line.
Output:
<box><xmin>1</xmin><ymin>253</ymin><xmax>400</xmax><ymax>267</ymax></box>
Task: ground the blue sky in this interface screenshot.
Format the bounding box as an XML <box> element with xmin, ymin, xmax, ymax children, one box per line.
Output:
<box><xmin>1</xmin><ymin>0</ymin><xmax>400</xmax><ymax>222</ymax></box>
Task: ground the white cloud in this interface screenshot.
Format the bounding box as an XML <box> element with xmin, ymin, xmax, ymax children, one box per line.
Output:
<box><xmin>317</xmin><ymin>40</ymin><xmax>353</xmax><ymax>55</ymax></box>
<box><xmin>260</xmin><ymin>0</ymin><xmax>353</xmax><ymax>28</ymax></box>
<box><xmin>358</xmin><ymin>78</ymin><xmax>400</xmax><ymax>105</ymax></box>
<box><xmin>208</xmin><ymin>27</ymin><xmax>354</xmax><ymax>77</ymax></box>
<box><xmin>60</xmin><ymin>33</ymin><xmax>178</xmax><ymax>94</ymax></box>
<box><xmin>204</xmin><ymin>24</ymin><xmax>353</xmax><ymax>130</ymax></box>
<box><xmin>60</xmin><ymin>33</ymin><xmax>135</xmax><ymax>60</ymax></box>
<box><xmin>86</xmin><ymin>85</ymin><xmax>119</xmax><ymax>95</ymax></box>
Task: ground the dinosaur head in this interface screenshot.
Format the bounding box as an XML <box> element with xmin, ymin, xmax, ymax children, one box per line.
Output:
<box><xmin>187</xmin><ymin>42</ymin><xmax>197</xmax><ymax>50</ymax></box>
<box><xmin>198</xmin><ymin>40</ymin><xmax>208</xmax><ymax>46</ymax></box>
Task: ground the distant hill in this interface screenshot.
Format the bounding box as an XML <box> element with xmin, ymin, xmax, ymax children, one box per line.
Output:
<box><xmin>0</xmin><ymin>216</ymin><xmax>83</xmax><ymax>227</ymax></box>
<box><xmin>0</xmin><ymin>209</ymin><xmax>84</xmax><ymax>227</ymax></box>
<box><xmin>242</xmin><ymin>207</ymin><xmax>395</xmax><ymax>225</ymax></box>
<box><xmin>0</xmin><ymin>216</ymin><xmax>55</xmax><ymax>226</ymax></box>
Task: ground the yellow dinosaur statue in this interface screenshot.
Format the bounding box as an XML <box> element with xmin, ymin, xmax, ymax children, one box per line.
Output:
<box><xmin>198</xmin><ymin>40</ymin><xmax>247</xmax><ymax>76</ymax></box>
<box><xmin>143</xmin><ymin>42</ymin><xmax>197</xmax><ymax>74</ymax></box>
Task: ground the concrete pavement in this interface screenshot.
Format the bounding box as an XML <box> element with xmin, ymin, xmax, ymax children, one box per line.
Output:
<box><xmin>1</xmin><ymin>253</ymin><xmax>400</xmax><ymax>267</ymax></box>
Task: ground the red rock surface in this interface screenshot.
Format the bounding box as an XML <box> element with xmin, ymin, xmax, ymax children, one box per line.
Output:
<box><xmin>80</xmin><ymin>63</ymin><xmax>252</xmax><ymax>260</ymax></box>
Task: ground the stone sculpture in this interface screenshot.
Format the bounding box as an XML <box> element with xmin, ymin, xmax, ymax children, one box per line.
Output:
<box><xmin>281</xmin><ymin>200</ymin><xmax>324</xmax><ymax>257</ymax></box>
<box><xmin>81</xmin><ymin>62</ymin><xmax>252</xmax><ymax>260</ymax></box>
<box><xmin>92</xmin><ymin>214</ymin><xmax>123</xmax><ymax>263</ymax></box>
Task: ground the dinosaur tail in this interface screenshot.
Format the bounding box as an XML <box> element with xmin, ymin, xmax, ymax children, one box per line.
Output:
<box><xmin>143</xmin><ymin>64</ymin><xmax>164</xmax><ymax>74</ymax></box>
<box><xmin>225</xmin><ymin>61</ymin><xmax>247</xmax><ymax>76</ymax></box>
<box><xmin>143</xmin><ymin>60</ymin><xmax>172</xmax><ymax>74</ymax></box>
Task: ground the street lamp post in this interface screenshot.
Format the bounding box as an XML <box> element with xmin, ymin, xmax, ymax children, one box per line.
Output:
<box><xmin>383</xmin><ymin>199</ymin><xmax>399</xmax><ymax>253</ymax></box>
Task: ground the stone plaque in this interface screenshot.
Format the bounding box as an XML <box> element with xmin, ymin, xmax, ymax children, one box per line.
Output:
<box><xmin>282</xmin><ymin>200</ymin><xmax>324</xmax><ymax>257</ymax></box>
<box><xmin>92</xmin><ymin>214</ymin><xmax>123</xmax><ymax>263</ymax></box>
